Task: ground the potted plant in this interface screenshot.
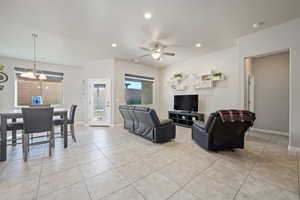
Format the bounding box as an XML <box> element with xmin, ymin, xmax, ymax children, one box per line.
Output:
<box><xmin>173</xmin><ymin>73</ymin><xmax>184</xmax><ymax>82</ymax></box>
<box><xmin>212</xmin><ymin>72</ymin><xmax>223</xmax><ymax>80</ymax></box>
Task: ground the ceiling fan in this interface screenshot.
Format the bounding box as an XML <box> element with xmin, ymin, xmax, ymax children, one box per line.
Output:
<box><xmin>138</xmin><ymin>42</ymin><xmax>175</xmax><ymax>61</ymax></box>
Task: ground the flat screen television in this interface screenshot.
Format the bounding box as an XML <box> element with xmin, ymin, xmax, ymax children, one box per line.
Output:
<box><xmin>174</xmin><ymin>95</ymin><xmax>198</xmax><ymax>112</ymax></box>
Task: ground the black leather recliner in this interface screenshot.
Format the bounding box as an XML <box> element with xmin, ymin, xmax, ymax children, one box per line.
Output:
<box><xmin>119</xmin><ymin>105</ymin><xmax>135</xmax><ymax>132</ymax></box>
<box><xmin>119</xmin><ymin>105</ymin><xmax>176</xmax><ymax>143</ymax></box>
<box><xmin>192</xmin><ymin>111</ymin><xmax>255</xmax><ymax>151</ymax></box>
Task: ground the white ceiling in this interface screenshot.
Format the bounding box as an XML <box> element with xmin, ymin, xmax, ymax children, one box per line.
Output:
<box><xmin>0</xmin><ymin>0</ymin><xmax>300</xmax><ymax>68</ymax></box>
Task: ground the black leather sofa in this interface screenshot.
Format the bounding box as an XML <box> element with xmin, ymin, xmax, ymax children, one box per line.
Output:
<box><xmin>192</xmin><ymin>111</ymin><xmax>255</xmax><ymax>151</ymax></box>
<box><xmin>119</xmin><ymin>105</ymin><xmax>176</xmax><ymax>143</ymax></box>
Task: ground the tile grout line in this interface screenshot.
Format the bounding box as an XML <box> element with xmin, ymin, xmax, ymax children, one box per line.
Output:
<box><xmin>165</xmin><ymin>156</ymin><xmax>221</xmax><ymax>200</ymax></box>
<box><xmin>232</xmin><ymin>136</ymin><xmax>270</xmax><ymax>200</ymax></box>
<box><xmin>94</xmin><ymin>139</ymin><xmax>185</xmax><ymax>199</ymax></box>
<box><xmin>35</xmin><ymin>145</ymin><xmax>46</xmax><ymax>200</ymax></box>
<box><xmin>131</xmin><ymin>183</ymin><xmax>147</xmax><ymax>200</ymax></box>
<box><xmin>246</xmin><ymin>136</ymin><xmax>299</xmax><ymax>195</ymax></box>
<box><xmin>78</xmin><ymin>165</ymin><xmax>94</xmax><ymax>200</ymax></box>
<box><xmin>297</xmin><ymin>152</ymin><xmax>300</xmax><ymax>199</ymax></box>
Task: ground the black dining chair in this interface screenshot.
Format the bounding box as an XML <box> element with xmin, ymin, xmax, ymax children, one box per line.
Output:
<box><xmin>22</xmin><ymin>107</ymin><xmax>55</xmax><ymax>161</ymax></box>
<box><xmin>53</xmin><ymin>105</ymin><xmax>77</xmax><ymax>142</ymax></box>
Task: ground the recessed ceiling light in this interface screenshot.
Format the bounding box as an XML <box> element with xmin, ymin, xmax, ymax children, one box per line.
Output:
<box><xmin>195</xmin><ymin>43</ymin><xmax>202</xmax><ymax>48</ymax></box>
<box><xmin>112</xmin><ymin>43</ymin><xmax>118</xmax><ymax>47</ymax></box>
<box><xmin>144</xmin><ymin>12</ymin><xmax>152</xmax><ymax>20</ymax></box>
<box><xmin>252</xmin><ymin>22</ymin><xmax>264</xmax><ymax>28</ymax></box>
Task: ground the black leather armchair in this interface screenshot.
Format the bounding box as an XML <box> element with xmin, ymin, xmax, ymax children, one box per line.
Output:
<box><xmin>119</xmin><ymin>106</ymin><xmax>176</xmax><ymax>143</ymax></box>
<box><xmin>119</xmin><ymin>105</ymin><xmax>135</xmax><ymax>132</ymax></box>
<box><xmin>192</xmin><ymin>111</ymin><xmax>255</xmax><ymax>151</ymax></box>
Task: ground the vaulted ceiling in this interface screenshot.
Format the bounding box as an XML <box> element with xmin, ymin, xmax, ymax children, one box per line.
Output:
<box><xmin>0</xmin><ymin>0</ymin><xmax>300</xmax><ymax>67</ymax></box>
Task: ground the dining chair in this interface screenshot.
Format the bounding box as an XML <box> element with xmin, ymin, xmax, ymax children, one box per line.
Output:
<box><xmin>22</xmin><ymin>107</ymin><xmax>54</xmax><ymax>162</ymax></box>
<box><xmin>53</xmin><ymin>105</ymin><xmax>77</xmax><ymax>142</ymax></box>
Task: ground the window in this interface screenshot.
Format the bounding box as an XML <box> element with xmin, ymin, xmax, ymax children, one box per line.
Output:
<box><xmin>125</xmin><ymin>73</ymin><xmax>154</xmax><ymax>105</ymax></box>
<box><xmin>15</xmin><ymin>68</ymin><xmax>64</xmax><ymax>106</ymax></box>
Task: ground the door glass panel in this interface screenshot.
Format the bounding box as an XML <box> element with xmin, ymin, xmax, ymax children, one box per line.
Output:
<box><xmin>93</xmin><ymin>83</ymin><xmax>106</xmax><ymax>121</ymax></box>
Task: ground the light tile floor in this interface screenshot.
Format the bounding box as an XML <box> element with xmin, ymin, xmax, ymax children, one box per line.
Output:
<box><xmin>0</xmin><ymin>125</ymin><xmax>299</xmax><ymax>200</ymax></box>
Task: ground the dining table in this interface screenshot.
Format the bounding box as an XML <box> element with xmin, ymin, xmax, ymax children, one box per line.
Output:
<box><xmin>0</xmin><ymin>108</ymin><xmax>68</xmax><ymax>161</ymax></box>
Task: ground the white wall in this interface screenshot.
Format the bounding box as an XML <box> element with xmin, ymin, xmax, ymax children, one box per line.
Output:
<box><xmin>252</xmin><ymin>52</ymin><xmax>289</xmax><ymax>133</ymax></box>
<box><xmin>113</xmin><ymin>59</ymin><xmax>161</xmax><ymax>125</ymax></box>
<box><xmin>0</xmin><ymin>56</ymin><xmax>84</xmax><ymax>121</ymax></box>
<box><xmin>81</xmin><ymin>59</ymin><xmax>115</xmax><ymax>124</ymax></box>
<box><xmin>237</xmin><ymin>18</ymin><xmax>300</xmax><ymax>149</ymax></box>
<box><xmin>160</xmin><ymin>47</ymin><xmax>239</xmax><ymax>120</ymax></box>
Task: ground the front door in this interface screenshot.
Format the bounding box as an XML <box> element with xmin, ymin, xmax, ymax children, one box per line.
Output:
<box><xmin>88</xmin><ymin>79</ymin><xmax>111</xmax><ymax>126</ymax></box>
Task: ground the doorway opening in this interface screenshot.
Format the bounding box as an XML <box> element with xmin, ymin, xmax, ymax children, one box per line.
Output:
<box><xmin>244</xmin><ymin>50</ymin><xmax>290</xmax><ymax>136</ymax></box>
<box><xmin>88</xmin><ymin>79</ymin><xmax>112</xmax><ymax>126</ymax></box>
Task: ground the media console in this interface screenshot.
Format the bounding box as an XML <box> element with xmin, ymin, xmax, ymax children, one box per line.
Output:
<box><xmin>168</xmin><ymin>111</ymin><xmax>204</xmax><ymax>128</ymax></box>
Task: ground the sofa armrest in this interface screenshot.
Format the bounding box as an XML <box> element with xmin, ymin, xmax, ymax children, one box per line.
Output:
<box><xmin>193</xmin><ymin>120</ymin><xmax>206</xmax><ymax>131</ymax></box>
<box><xmin>154</xmin><ymin>123</ymin><xmax>176</xmax><ymax>142</ymax></box>
<box><xmin>159</xmin><ymin>119</ymin><xmax>173</xmax><ymax>126</ymax></box>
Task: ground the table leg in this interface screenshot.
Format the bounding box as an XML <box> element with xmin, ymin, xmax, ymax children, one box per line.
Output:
<box><xmin>60</xmin><ymin>115</ymin><xmax>64</xmax><ymax>137</ymax></box>
<box><xmin>0</xmin><ymin>116</ymin><xmax>7</xmax><ymax>161</ymax></box>
<box><xmin>63</xmin><ymin>112</ymin><xmax>68</xmax><ymax>148</ymax></box>
<box><xmin>12</xmin><ymin>118</ymin><xmax>17</xmax><ymax>146</ymax></box>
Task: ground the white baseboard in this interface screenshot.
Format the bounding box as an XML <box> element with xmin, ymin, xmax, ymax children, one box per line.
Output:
<box><xmin>112</xmin><ymin>123</ymin><xmax>122</xmax><ymax>127</ymax></box>
<box><xmin>288</xmin><ymin>145</ymin><xmax>300</xmax><ymax>152</ymax></box>
<box><xmin>251</xmin><ymin>128</ymin><xmax>288</xmax><ymax>136</ymax></box>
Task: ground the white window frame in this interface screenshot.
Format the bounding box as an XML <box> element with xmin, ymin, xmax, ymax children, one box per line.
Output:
<box><xmin>14</xmin><ymin>72</ymin><xmax>64</xmax><ymax>108</ymax></box>
<box><xmin>124</xmin><ymin>73</ymin><xmax>155</xmax><ymax>106</ymax></box>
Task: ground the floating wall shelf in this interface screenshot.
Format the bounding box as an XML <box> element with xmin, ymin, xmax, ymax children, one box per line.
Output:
<box><xmin>167</xmin><ymin>70</ymin><xmax>225</xmax><ymax>91</ymax></box>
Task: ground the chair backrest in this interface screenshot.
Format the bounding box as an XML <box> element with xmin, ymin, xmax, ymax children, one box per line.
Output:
<box><xmin>119</xmin><ymin>105</ymin><xmax>131</xmax><ymax>121</ymax></box>
<box><xmin>134</xmin><ymin>107</ymin><xmax>161</xmax><ymax>127</ymax></box>
<box><xmin>206</xmin><ymin>112</ymin><xmax>254</xmax><ymax>137</ymax></box>
<box><xmin>22</xmin><ymin>107</ymin><xmax>54</xmax><ymax>134</ymax></box>
<box><xmin>29</xmin><ymin>104</ymin><xmax>51</xmax><ymax>108</ymax></box>
<box><xmin>69</xmin><ymin>105</ymin><xmax>77</xmax><ymax>123</ymax></box>
<box><xmin>127</xmin><ymin>106</ymin><xmax>136</xmax><ymax>121</ymax></box>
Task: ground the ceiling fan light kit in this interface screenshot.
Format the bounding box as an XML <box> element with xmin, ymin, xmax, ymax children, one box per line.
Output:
<box><xmin>139</xmin><ymin>42</ymin><xmax>175</xmax><ymax>61</ymax></box>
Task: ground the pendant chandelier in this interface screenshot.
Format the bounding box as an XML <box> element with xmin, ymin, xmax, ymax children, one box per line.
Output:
<box><xmin>20</xmin><ymin>33</ymin><xmax>47</xmax><ymax>80</ymax></box>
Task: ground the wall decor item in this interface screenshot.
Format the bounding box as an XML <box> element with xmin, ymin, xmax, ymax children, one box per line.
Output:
<box><xmin>167</xmin><ymin>73</ymin><xmax>188</xmax><ymax>91</ymax></box>
<box><xmin>0</xmin><ymin>65</ymin><xmax>8</xmax><ymax>91</ymax></box>
<box><xmin>192</xmin><ymin>70</ymin><xmax>225</xmax><ymax>89</ymax></box>
<box><xmin>167</xmin><ymin>70</ymin><xmax>225</xmax><ymax>91</ymax></box>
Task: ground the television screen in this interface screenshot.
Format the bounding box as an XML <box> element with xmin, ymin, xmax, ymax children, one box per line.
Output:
<box><xmin>174</xmin><ymin>95</ymin><xmax>198</xmax><ymax>112</ymax></box>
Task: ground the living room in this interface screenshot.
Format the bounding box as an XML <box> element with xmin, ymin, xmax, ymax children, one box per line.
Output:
<box><xmin>0</xmin><ymin>1</ymin><xmax>300</xmax><ymax>200</ymax></box>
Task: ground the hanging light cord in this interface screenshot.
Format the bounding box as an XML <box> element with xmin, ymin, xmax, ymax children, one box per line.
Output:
<box><xmin>32</xmin><ymin>33</ymin><xmax>38</xmax><ymax>75</ymax></box>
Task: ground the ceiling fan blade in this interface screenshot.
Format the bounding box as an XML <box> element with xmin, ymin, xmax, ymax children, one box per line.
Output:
<box><xmin>163</xmin><ymin>52</ymin><xmax>175</xmax><ymax>56</ymax></box>
<box><xmin>140</xmin><ymin>47</ymin><xmax>151</xmax><ymax>51</ymax></box>
<box><xmin>139</xmin><ymin>54</ymin><xmax>151</xmax><ymax>58</ymax></box>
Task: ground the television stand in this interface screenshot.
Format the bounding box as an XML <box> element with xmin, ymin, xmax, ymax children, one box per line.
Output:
<box><xmin>168</xmin><ymin>111</ymin><xmax>204</xmax><ymax>128</ymax></box>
